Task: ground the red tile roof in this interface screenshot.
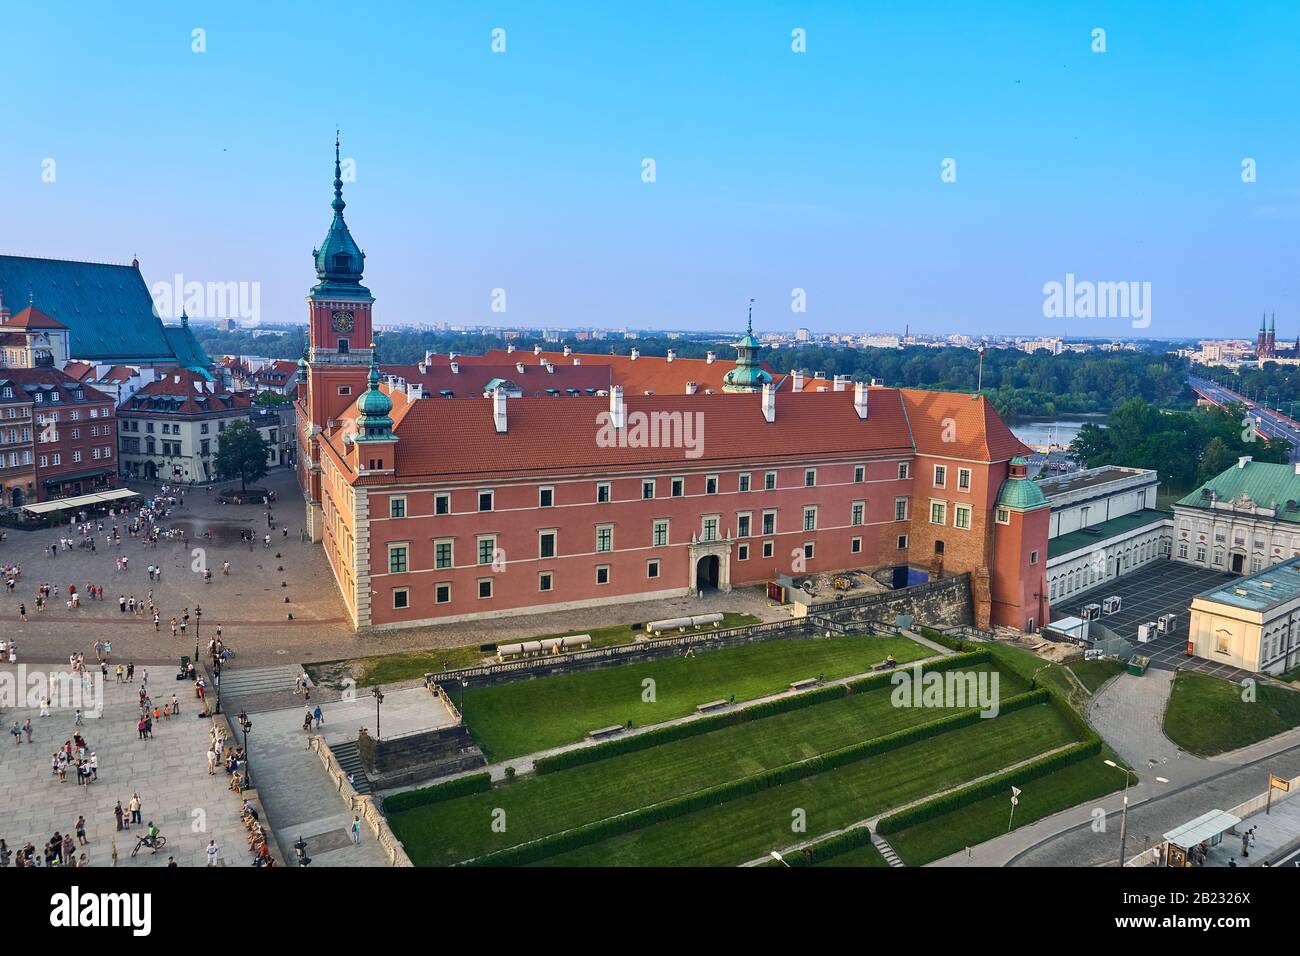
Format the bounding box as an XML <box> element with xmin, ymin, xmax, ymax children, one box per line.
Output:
<box><xmin>900</xmin><ymin>389</ymin><xmax>1030</xmax><ymax>461</ymax></box>
<box><xmin>63</xmin><ymin>361</ymin><xmax>97</xmax><ymax>382</ymax></box>
<box><xmin>0</xmin><ymin>366</ymin><xmax>113</xmax><ymax>404</ymax></box>
<box><xmin>4</xmin><ymin>304</ymin><xmax>67</xmax><ymax>330</ymax></box>
<box><xmin>120</xmin><ymin>369</ymin><xmax>251</xmax><ymax>415</ymax></box>
<box><xmin>470</xmin><ymin>349</ymin><xmax>757</xmax><ymax>396</ymax></box>
<box><xmin>381</xmin><ymin>362</ymin><xmax>613</xmax><ymax>397</ymax></box>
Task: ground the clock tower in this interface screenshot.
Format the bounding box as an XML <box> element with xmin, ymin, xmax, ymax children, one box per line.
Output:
<box><xmin>299</xmin><ymin>134</ymin><xmax>377</xmax><ymax>537</ymax></box>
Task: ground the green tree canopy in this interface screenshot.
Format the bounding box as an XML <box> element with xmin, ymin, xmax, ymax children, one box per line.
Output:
<box><xmin>215</xmin><ymin>419</ymin><xmax>270</xmax><ymax>491</ymax></box>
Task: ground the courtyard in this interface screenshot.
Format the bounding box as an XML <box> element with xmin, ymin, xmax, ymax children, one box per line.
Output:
<box><xmin>1051</xmin><ymin>559</ymin><xmax>1255</xmax><ymax>681</ymax></box>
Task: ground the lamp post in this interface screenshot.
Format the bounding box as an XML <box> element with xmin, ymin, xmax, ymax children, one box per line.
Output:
<box><xmin>194</xmin><ymin>604</ymin><xmax>202</xmax><ymax>667</ymax></box>
<box><xmin>1103</xmin><ymin>760</ymin><xmax>1131</xmax><ymax>866</ymax></box>
<box><xmin>373</xmin><ymin>687</ymin><xmax>384</xmax><ymax>741</ymax></box>
<box><xmin>769</xmin><ymin>850</ymin><xmax>790</xmax><ymax>867</ymax></box>
<box><xmin>237</xmin><ymin>710</ymin><xmax>252</xmax><ymax>788</ymax></box>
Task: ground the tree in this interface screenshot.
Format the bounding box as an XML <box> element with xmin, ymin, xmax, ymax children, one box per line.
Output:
<box><xmin>215</xmin><ymin>419</ymin><xmax>269</xmax><ymax>491</ymax></box>
<box><xmin>255</xmin><ymin>390</ymin><xmax>290</xmax><ymax>406</ymax></box>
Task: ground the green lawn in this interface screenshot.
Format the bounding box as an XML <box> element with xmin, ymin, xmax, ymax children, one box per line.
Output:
<box><xmin>1068</xmin><ymin>658</ymin><xmax>1127</xmax><ymax>694</ymax></box>
<box><xmin>1163</xmin><ymin>671</ymin><xmax>1300</xmax><ymax>756</ymax></box>
<box><xmin>306</xmin><ymin>612</ymin><xmax>764</xmax><ymax>687</ymax></box>
<box><xmin>461</xmin><ymin>634</ymin><xmax>931</xmax><ymax>760</ymax></box>
<box><xmin>534</xmin><ymin>701</ymin><xmax>1078</xmax><ymax>866</ymax></box>
<box><xmin>885</xmin><ymin>756</ymin><xmax>1125</xmax><ymax>865</ymax></box>
<box><xmin>389</xmin><ymin>662</ymin><xmax>1018</xmax><ymax>866</ymax></box>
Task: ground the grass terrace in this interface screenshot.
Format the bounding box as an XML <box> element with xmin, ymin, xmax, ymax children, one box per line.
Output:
<box><xmin>1163</xmin><ymin>671</ymin><xmax>1300</xmax><ymax>756</ymax></box>
<box><xmin>459</xmin><ymin>633</ymin><xmax>929</xmax><ymax>760</ymax></box>
<box><xmin>533</xmin><ymin>699</ymin><xmax>1077</xmax><ymax>867</ymax></box>
<box><xmin>306</xmin><ymin>612</ymin><xmax>764</xmax><ymax>687</ymax></box>
<box><xmin>387</xmin><ymin>658</ymin><xmax>1017</xmax><ymax>866</ymax></box>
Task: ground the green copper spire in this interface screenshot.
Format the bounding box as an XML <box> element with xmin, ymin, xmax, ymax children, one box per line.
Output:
<box><xmin>723</xmin><ymin>298</ymin><xmax>774</xmax><ymax>393</ymax></box>
<box><xmin>332</xmin><ymin>130</ymin><xmax>346</xmax><ymax>215</ymax></box>
<box><xmin>312</xmin><ymin>132</ymin><xmax>370</xmax><ymax>298</ymax></box>
<box><xmin>355</xmin><ymin>352</ymin><xmax>395</xmax><ymax>441</ymax></box>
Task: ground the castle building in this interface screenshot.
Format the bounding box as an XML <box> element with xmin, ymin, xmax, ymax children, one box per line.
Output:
<box><xmin>295</xmin><ymin>142</ymin><xmax>1050</xmax><ymax>633</ymax></box>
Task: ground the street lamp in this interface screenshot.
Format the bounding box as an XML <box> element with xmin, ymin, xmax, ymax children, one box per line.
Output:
<box><xmin>194</xmin><ymin>604</ymin><xmax>202</xmax><ymax>666</ymax></box>
<box><xmin>1103</xmin><ymin>760</ymin><xmax>1131</xmax><ymax>866</ymax></box>
<box><xmin>237</xmin><ymin>710</ymin><xmax>253</xmax><ymax>789</ymax></box>
<box><xmin>373</xmin><ymin>687</ymin><xmax>384</xmax><ymax>741</ymax></box>
<box><xmin>769</xmin><ymin>850</ymin><xmax>790</xmax><ymax>867</ymax></box>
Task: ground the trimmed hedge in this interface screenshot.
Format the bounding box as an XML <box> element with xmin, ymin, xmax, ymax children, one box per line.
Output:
<box><xmin>382</xmin><ymin>772</ymin><xmax>493</xmax><ymax>813</ymax></box>
<box><xmin>765</xmin><ymin>825</ymin><xmax>879</xmax><ymax>867</ymax></box>
<box><xmin>919</xmin><ymin>626</ymin><xmax>975</xmax><ymax>654</ymax></box>
<box><xmin>533</xmin><ymin>650</ymin><xmax>993</xmax><ymax>774</ymax></box>
<box><xmin>874</xmin><ymin>736</ymin><xmax>1103</xmax><ymax>835</ymax></box>
<box><xmin>463</xmin><ymin>686</ymin><xmax>1048</xmax><ymax>867</ymax></box>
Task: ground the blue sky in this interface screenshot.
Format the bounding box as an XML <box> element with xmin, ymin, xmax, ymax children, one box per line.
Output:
<box><xmin>4</xmin><ymin>1</ymin><xmax>1299</xmax><ymax>338</ymax></box>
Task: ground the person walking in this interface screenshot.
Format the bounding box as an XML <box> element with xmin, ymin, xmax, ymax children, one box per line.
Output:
<box><xmin>206</xmin><ymin>839</ymin><xmax>220</xmax><ymax>867</ymax></box>
<box><xmin>351</xmin><ymin>816</ymin><xmax>362</xmax><ymax>847</ymax></box>
<box><xmin>129</xmin><ymin>793</ymin><xmax>142</xmax><ymax>825</ymax></box>
<box><xmin>313</xmin><ymin>705</ymin><xmax>323</xmax><ymax>728</ymax></box>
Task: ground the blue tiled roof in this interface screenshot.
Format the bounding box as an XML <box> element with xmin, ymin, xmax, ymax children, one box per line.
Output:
<box><xmin>162</xmin><ymin>323</ymin><xmax>212</xmax><ymax>374</ymax></box>
<box><xmin>0</xmin><ymin>255</ymin><xmax>173</xmax><ymax>361</ymax></box>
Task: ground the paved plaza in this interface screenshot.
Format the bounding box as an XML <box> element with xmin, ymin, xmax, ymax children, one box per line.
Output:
<box><xmin>0</xmin><ymin>469</ymin><xmax>783</xmax><ymax>672</ymax></box>
<box><xmin>0</xmin><ymin>663</ymin><xmax>250</xmax><ymax>867</ymax></box>
<box><xmin>1052</xmin><ymin>560</ymin><xmax>1255</xmax><ymax>680</ymax></box>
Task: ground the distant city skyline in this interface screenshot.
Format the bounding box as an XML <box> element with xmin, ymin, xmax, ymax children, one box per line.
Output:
<box><xmin>5</xmin><ymin>3</ymin><xmax>1300</xmax><ymax>338</ymax></box>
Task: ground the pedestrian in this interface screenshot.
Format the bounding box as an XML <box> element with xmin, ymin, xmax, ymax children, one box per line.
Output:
<box><xmin>9</xmin><ymin>722</ymin><xmax>20</xmax><ymax>745</ymax></box>
<box><xmin>129</xmin><ymin>794</ymin><xmax>142</xmax><ymax>825</ymax></box>
<box><xmin>351</xmin><ymin>816</ymin><xmax>362</xmax><ymax>846</ymax></box>
<box><xmin>313</xmin><ymin>704</ymin><xmax>323</xmax><ymax>728</ymax></box>
<box><xmin>75</xmin><ymin>816</ymin><xmax>87</xmax><ymax>845</ymax></box>
<box><xmin>206</xmin><ymin>839</ymin><xmax>220</xmax><ymax>867</ymax></box>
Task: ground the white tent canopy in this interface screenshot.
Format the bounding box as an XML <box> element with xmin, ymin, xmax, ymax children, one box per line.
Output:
<box><xmin>1163</xmin><ymin>809</ymin><xmax>1241</xmax><ymax>849</ymax></box>
<box><xmin>22</xmin><ymin>488</ymin><xmax>139</xmax><ymax>515</ymax></box>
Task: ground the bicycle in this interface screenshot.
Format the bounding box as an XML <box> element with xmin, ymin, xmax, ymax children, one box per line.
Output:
<box><xmin>131</xmin><ymin>834</ymin><xmax>166</xmax><ymax>857</ymax></box>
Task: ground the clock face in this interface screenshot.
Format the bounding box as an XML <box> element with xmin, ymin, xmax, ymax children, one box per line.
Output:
<box><xmin>331</xmin><ymin>310</ymin><xmax>355</xmax><ymax>333</ymax></box>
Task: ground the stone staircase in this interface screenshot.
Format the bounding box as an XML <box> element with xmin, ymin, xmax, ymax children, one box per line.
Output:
<box><xmin>329</xmin><ymin>740</ymin><xmax>372</xmax><ymax>795</ymax></box>
<box><xmin>872</xmin><ymin>833</ymin><xmax>905</xmax><ymax>867</ymax></box>
<box><xmin>213</xmin><ymin>664</ymin><xmax>303</xmax><ymax>711</ymax></box>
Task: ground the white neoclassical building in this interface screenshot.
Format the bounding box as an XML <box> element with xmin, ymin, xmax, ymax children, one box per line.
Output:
<box><xmin>1172</xmin><ymin>457</ymin><xmax>1300</xmax><ymax>575</ymax></box>
<box><xmin>1040</xmin><ymin>465</ymin><xmax>1173</xmax><ymax>606</ymax></box>
<box><xmin>1188</xmin><ymin>557</ymin><xmax>1300</xmax><ymax>674</ymax></box>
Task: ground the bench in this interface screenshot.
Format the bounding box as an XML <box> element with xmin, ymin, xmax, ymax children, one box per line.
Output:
<box><xmin>589</xmin><ymin>725</ymin><xmax>624</xmax><ymax>740</ymax></box>
<box><xmin>789</xmin><ymin>678</ymin><xmax>819</xmax><ymax>691</ymax></box>
<box><xmin>696</xmin><ymin>699</ymin><xmax>730</xmax><ymax>713</ymax></box>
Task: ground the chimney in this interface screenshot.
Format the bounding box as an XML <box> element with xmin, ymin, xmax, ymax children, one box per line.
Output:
<box><xmin>449</xmin><ymin>352</ymin><xmax>457</xmax><ymax>362</ymax></box>
<box><xmin>1238</xmin><ymin>456</ymin><xmax>1252</xmax><ymax>469</ymax></box>
<box><xmin>685</xmin><ymin>381</ymin><xmax>698</xmax><ymax>395</ymax></box>
<box><xmin>854</xmin><ymin>381</ymin><xmax>869</xmax><ymax>420</ymax></box>
<box><xmin>610</xmin><ymin>385</ymin><xmax>626</xmax><ymax>429</ymax></box>
<box><xmin>706</xmin><ymin>351</ymin><xmax>716</xmax><ymax>364</ymax></box>
<box><xmin>833</xmin><ymin>374</ymin><xmax>848</xmax><ymax>392</ymax></box>
<box><xmin>450</xmin><ymin>362</ymin><xmax>459</xmax><ymax>375</ymax></box>
<box><xmin>507</xmin><ymin>343</ymin><xmax>515</xmax><ymax>354</ymax></box>
<box><xmin>630</xmin><ymin>348</ymin><xmax>640</xmax><ymax>361</ymax></box>
<box><xmin>666</xmin><ymin>349</ymin><xmax>676</xmax><ymax>363</ymax></box>
<box><xmin>563</xmin><ymin>344</ymin><xmax>572</xmax><ymax>357</ymax></box>
<box><xmin>423</xmin><ymin>350</ymin><xmax>434</xmax><ymax>365</ymax></box>
<box><xmin>573</xmin><ymin>357</ymin><xmax>581</xmax><ymax>365</ymax></box>
<box><xmin>761</xmin><ymin>383</ymin><xmax>775</xmax><ymax>423</ymax></box>
<box><xmin>533</xmin><ymin>344</ymin><xmax>542</xmax><ymax>355</ymax></box>
<box><xmin>417</xmin><ymin>362</ymin><xmax>427</xmax><ymax>375</ymax></box>
<box><xmin>791</xmin><ymin>370</ymin><xmax>804</xmax><ymax>392</ymax></box>
<box><xmin>1294</xmin><ymin>462</ymin><xmax>1300</xmax><ymax>476</ymax></box>
<box><xmin>493</xmin><ymin>387</ymin><xmax>507</xmax><ymax>433</ymax></box>
<box><xmin>516</xmin><ymin>362</ymin><xmax>526</xmax><ymax>374</ymax></box>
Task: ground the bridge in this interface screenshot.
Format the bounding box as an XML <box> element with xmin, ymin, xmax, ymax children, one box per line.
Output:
<box><xmin>1188</xmin><ymin>374</ymin><xmax>1300</xmax><ymax>462</ymax></box>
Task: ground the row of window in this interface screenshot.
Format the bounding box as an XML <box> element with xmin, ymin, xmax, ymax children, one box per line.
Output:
<box><xmin>388</xmin><ymin>538</ymin><xmax>908</xmax><ymax>611</ymax></box>
<box><xmin>929</xmin><ymin>500</ymin><xmax>974</xmax><ymax>530</ymax></box>
<box><xmin>387</xmin><ymin>465</ymin><xmax>934</xmax><ymax>518</ymax></box>
<box><xmin>32</xmin><ymin>406</ymin><xmax>104</xmax><ymax>421</ymax></box>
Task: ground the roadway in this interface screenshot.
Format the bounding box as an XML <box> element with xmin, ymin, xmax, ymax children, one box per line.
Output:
<box><xmin>1188</xmin><ymin>374</ymin><xmax>1300</xmax><ymax>461</ymax></box>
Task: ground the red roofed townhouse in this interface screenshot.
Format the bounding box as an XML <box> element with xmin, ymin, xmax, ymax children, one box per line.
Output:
<box><xmin>296</xmin><ymin>142</ymin><xmax>1049</xmax><ymax>633</ymax></box>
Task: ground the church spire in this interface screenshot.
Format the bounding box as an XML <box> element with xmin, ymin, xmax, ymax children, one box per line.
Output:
<box><xmin>332</xmin><ymin>130</ymin><xmax>346</xmax><ymax>216</ymax></box>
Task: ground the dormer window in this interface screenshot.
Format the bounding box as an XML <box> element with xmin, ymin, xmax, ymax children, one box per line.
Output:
<box><xmin>332</xmin><ymin>253</ymin><xmax>352</xmax><ymax>272</ymax></box>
